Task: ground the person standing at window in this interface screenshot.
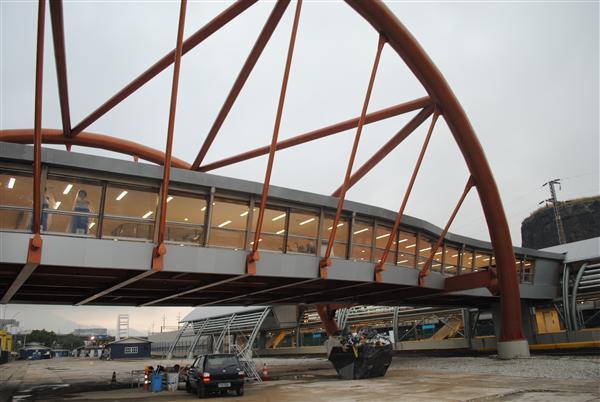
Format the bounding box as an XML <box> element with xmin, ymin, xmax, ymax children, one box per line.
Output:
<box><xmin>71</xmin><ymin>189</ymin><xmax>91</xmax><ymax>234</ymax></box>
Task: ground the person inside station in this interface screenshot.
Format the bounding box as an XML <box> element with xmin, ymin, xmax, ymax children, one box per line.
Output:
<box><xmin>71</xmin><ymin>189</ymin><xmax>91</xmax><ymax>234</ymax></box>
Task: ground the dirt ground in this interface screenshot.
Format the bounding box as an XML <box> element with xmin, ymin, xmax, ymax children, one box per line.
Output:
<box><xmin>1</xmin><ymin>355</ymin><xmax>598</xmax><ymax>402</ymax></box>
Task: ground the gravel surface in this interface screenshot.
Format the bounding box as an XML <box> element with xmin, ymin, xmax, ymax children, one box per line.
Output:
<box><xmin>388</xmin><ymin>355</ymin><xmax>600</xmax><ymax>380</ymax></box>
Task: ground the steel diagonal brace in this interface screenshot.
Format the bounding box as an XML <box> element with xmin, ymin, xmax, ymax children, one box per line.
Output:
<box><xmin>374</xmin><ymin>111</ymin><xmax>439</xmax><ymax>282</ymax></box>
<box><xmin>320</xmin><ymin>34</ymin><xmax>387</xmax><ymax>279</ymax></box>
<box><xmin>419</xmin><ymin>176</ymin><xmax>475</xmax><ymax>286</ymax></box>
<box><xmin>247</xmin><ymin>0</ymin><xmax>303</xmax><ymax>275</ymax></box>
<box><xmin>152</xmin><ymin>0</ymin><xmax>187</xmax><ymax>272</ymax></box>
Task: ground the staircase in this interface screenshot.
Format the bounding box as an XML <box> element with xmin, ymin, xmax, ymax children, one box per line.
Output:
<box><xmin>232</xmin><ymin>343</ymin><xmax>262</xmax><ymax>383</ymax></box>
<box><xmin>430</xmin><ymin>315</ymin><xmax>463</xmax><ymax>341</ymax></box>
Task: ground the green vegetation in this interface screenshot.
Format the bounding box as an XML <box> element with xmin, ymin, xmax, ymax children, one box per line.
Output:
<box><xmin>27</xmin><ymin>329</ymin><xmax>85</xmax><ymax>350</ymax></box>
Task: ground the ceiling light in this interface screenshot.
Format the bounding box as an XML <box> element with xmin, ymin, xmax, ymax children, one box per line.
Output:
<box><xmin>353</xmin><ymin>228</ymin><xmax>368</xmax><ymax>235</ymax></box>
<box><xmin>376</xmin><ymin>233</ymin><xmax>390</xmax><ymax>240</ymax></box>
<box><xmin>276</xmin><ymin>229</ymin><xmax>285</xmax><ymax>235</ymax></box>
<box><xmin>327</xmin><ymin>223</ymin><xmax>344</xmax><ymax>230</ymax></box>
<box><xmin>167</xmin><ymin>196</ymin><xmax>174</xmax><ymax>203</ymax></box>
<box><xmin>435</xmin><ymin>251</ymin><xmax>442</xmax><ymax>256</ymax></box>
<box><xmin>88</xmin><ymin>222</ymin><xmax>96</xmax><ymax>229</ymax></box>
<box><xmin>218</xmin><ymin>220</ymin><xmax>232</xmax><ymax>228</ymax></box>
<box><xmin>397</xmin><ymin>259</ymin><xmax>409</xmax><ymax>264</ymax></box>
<box><xmin>475</xmin><ymin>255</ymin><xmax>482</xmax><ymax>258</ymax></box>
<box><xmin>116</xmin><ymin>190</ymin><xmax>128</xmax><ymax>201</ymax></box>
<box><xmin>420</xmin><ymin>247</ymin><xmax>432</xmax><ymax>252</ymax></box>
<box><xmin>406</xmin><ymin>244</ymin><xmax>416</xmax><ymax>248</ymax></box>
<box><xmin>524</xmin><ymin>263</ymin><xmax>531</xmax><ymax>266</ymax></box>
<box><xmin>452</xmin><ymin>254</ymin><xmax>459</xmax><ymax>257</ymax></box>
<box><xmin>7</xmin><ymin>177</ymin><xmax>15</xmax><ymax>189</ymax></box>
<box><xmin>397</xmin><ymin>238</ymin><xmax>407</xmax><ymax>244</ymax></box>
<box><xmin>418</xmin><ymin>261</ymin><xmax>424</xmax><ymax>265</ymax></box>
<box><xmin>54</xmin><ymin>201</ymin><xmax>61</xmax><ymax>209</ymax></box>
<box><xmin>272</xmin><ymin>213</ymin><xmax>286</xmax><ymax>221</ymax></box>
<box><xmin>142</xmin><ymin>211</ymin><xmax>153</xmax><ymax>219</ymax></box>
<box><xmin>184</xmin><ymin>218</ymin><xmax>189</xmax><ymax>222</ymax></box>
<box><xmin>432</xmin><ymin>263</ymin><xmax>441</xmax><ymax>267</ymax></box>
<box><xmin>299</xmin><ymin>218</ymin><xmax>315</xmax><ymax>226</ymax></box>
<box><xmin>240</xmin><ymin>211</ymin><xmax>249</xmax><ymax>217</ymax></box>
<box><xmin>201</xmin><ymin>206</ymin><xmax>206</xmax><ymax>211</ymax></box>
<box><xmin>361</xmin><ymin>250</ymin><xmax>365</xmax><ymax>253</ymax></box>
<box><xmin>63</xmin><ymin>184</ymin><xmax>73</xmax><ymax>195</ymax></box>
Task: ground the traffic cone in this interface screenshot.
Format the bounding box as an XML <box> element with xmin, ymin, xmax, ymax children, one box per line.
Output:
<box><xmin>111</xmin><ymin>371</ymin><xmax>116</xmax><ymax>384</ymax></box>
<box><xmin>261</xmin><ymin>363</ymin><xmax>270</xmax><ymax>381</ymax></box>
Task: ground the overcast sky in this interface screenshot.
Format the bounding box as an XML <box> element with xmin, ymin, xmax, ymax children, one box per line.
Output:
<box><xmin>1</xmin><ymin>0</ymin><xmax>598</xmax><ymax>335</ymax></box>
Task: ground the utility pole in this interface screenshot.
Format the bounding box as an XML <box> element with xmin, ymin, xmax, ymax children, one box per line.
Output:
<box><xmin>541</xmin><ymin>179</ymin><xmax>566</xmax><ymax>244</ymax></box>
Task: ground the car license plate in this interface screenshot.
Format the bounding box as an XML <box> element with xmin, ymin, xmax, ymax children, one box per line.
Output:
<box><xmin>218</xmin><ymin>382</ymin><xmax>231</xmax><ymax>388</ymax></box>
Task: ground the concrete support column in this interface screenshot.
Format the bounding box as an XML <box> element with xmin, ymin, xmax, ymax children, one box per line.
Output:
<box><xmin>491</xmin><ymin>302</ymin><xmax>531</xmax><ymax>358</ymax></box>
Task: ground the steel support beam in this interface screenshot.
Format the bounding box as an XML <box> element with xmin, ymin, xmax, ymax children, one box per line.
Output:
<box><xmin>192</xmin><ymin>0</ymin><xmax>291</xmax><ymax>169</ymax></box>
<box><xmin>76</xmin><ymin>271</ymin><xmax>155</xmax><ymax>306</ymax></box>
<box><xmin>139</xmin><ymin>275</ymin><xmax>247</xmax><ymax>306</ymax></box>
<box><xmin>331</xmin><ymin>105</ymin><xmax>434</xmax><ymax>197</ymax></box>
<box><xmin>198</xmin><ymin>97</ymin><xmax>430</xmax><ymax>172</ymax></box>
<box><xmin>4</xmin><ymin>0</ymin><xmax>47</xmax><ymax>305</ymax></box>
<box><xmin>152</xmin><ymin>0</ymin><xmax>187</xmax><ymax>272</ymax></box>
<box><xmin>0</xmin><ymin>129</ymin><xmax>191</xmax><ymax>169</ymax></box>
<box><xmin>49</xmin><ymin>1</ymin><xmax>71</xmax><ymax>137</ymax></box>
<box><xmin>247</xmin><ymin>0</ymin><xmax>302</xmax><ymax>275</ymax></box>
<box><xmin>444</xmin><ymin>269</ymin><xmax>498</xmax><ymax>294</ymax></box>
<box><xmin>375</xmin><ymin>111</ymin><xmax>439</xmax><ymax>281</ymax></box>
<box><xmin>69</xmin><ymin>0</ymin><xmax>258</xmax><ymax>137</ymax></box>
<box><xmin>320</xmin><ymin>34</ymin><xmax>386</xmax><ymax>278</ymax></box>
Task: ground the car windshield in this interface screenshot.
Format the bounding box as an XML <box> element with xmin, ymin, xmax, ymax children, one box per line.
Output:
<box><xmin>205</xmin><ymin>355</ymin><xmax>239</xmax><ymax>371</ymax></box>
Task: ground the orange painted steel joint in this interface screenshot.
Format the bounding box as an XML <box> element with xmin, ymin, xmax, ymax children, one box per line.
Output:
<box><xmin>419</xmin><ymin>175</ymin><xmax>475</xmax><ymax>286</ymax></box>
<box><xmin>320</xmin><ymin>34</ymin><xmax>386</xmax><ymax>279</ymax></box>
<box><xmin>247</xmin><ymin>0</ymin><xmax>303</xmax><ymax>276</ymax></box>
<box><xmin>374</xmin><ymin>110</ymin><xmax>440</xmax><ymax>282</ymax></box>
<box><xmin>152</xmin><ymin>0</ymin><xmax>187</xmax><ymax>272</ymax></box>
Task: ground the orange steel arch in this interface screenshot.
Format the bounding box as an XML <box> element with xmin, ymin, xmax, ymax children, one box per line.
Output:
<box><xmin>347</xmin><ymin>1</ymin><xmax>523</xmax><ymax>343</ymax></box>
<box><xmin>0</xmin><ymin>129</ymin><xmax>191</xmax><ymax>169</ymax></box>
<box><xmin>0</xmin><ymin>0</ymin><xmax>525</xmax><ymax>348</ymax></box>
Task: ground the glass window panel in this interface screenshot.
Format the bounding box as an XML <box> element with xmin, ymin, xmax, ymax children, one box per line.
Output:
<box><xmin>252</xmin><ymin>207</ymin><xmax>285</xmax><ymax>234</ymax></box>
<box><xmin>165</xmin><ymin>194</ymin><xmax>206</xmax><ymax>225</ymax></box>
<box><xmin>374</xmin><ymin>248</ymin><xmax>394</xmax><ymax>265</ymax></box>
<box><xmin>320</xmin><ymin>241</ymin><xmax>347</xmax><ymax>259</ymax></box>
<box><xmin>44</xmin><ymin>213</ymin><xmax>98</xmax><ymax>236</ymax></box>
<box><xmin>375</xmin><ymin>225</ymin><xmax>394</xmax><ymax>249</ymax></box>
<box><xmin>105</xmin><ymin>185</ymin><xmax>158</xmax><ymax>220</ymax></box>
<box><xmin>0</xmin><ymin>172</ymin><xmax>33</xmax><ymax>207</ymax></box>
<box><xmin>515</xmin><ymin>256</ymin><xmax>523</xmax><ymax>281</ymax></box>
<box><xmin>522</xmin><ymin>260</ymin><xmax>535</xmax><ymax>283</ymax></box>
<box><xmin>474</xmin><ymin>252</ymin><xmax>491</xmax><ymax>271</ymax></box>
<box><xmin>352</xmin><ymin>244</ymin><xmax>371</xmax><ymax>262</ymax></box>
<box><xmin>0</xmin><ymin>209</ymin><xmax>32</xmax><ymax>230</ymax></box>
<box><xmin>288</xmin><ymin>211</ymin><xmax>318</xmax><ymax>238</ymax></box>
<box><xmin>398</xmin><ymin>231</ymin><xmax>417</xmax><ymax>251</ymax></box>
<box><xmin>321</xmin><ymin>216</ymin><xmax>349</xmax><ymax>243</ymax></box>
<box><xmin>166</xmin><ymin>225</ymin><xmax>204</xmax><ymax>244</ymax></box>
<box><xmin>211</xmin><ymin>198</ymin><xmax>248</xmax><ymax>231</ymax></box>
<box><xmin>208</xmin><ymin>228</ymin><xmax>245</xmax><ymax>249</ymax></box>
<box><xmin>102</xmin><ymin>219</ymin><xmax>154</xmax><ymax>240</ymax></box>
<box><xmin>352</xmin><ymin>221</ymin><xmax>372</xmax><ymax>246</ymax></box>
<box><xmin>287</xmin><ymin>236</ymin><xmax>317</xmax><ymax>255</ymax></box>
<box><xmin>249</xmin><ymin>233</ymin><xmax>284</xmax><ymax>253</ymax></box>
<box><xmin>45</xmin><ymin>177</ymin><xmax>101</xmax><ymax>214</ymax></box>
<box><xmin>461</xmin><ymin>250</ymin><xmax>474</xmax><ymax>274</ymax></box>
<box><xmin>443</xmin><ymin>245</ymin><xmax>460</xmax><ymax>276</ymax></box>
<box><xmin>396</xmin><ymin>251</ymin><xmax>416</xmax><ymax>268</ymax></box>
<box><xmin>418</xmin><ymin>235</ymin><xmax>434</xmax><ymax>269</ymax></box>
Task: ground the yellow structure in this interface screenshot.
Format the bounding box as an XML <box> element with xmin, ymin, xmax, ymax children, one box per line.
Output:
<box><xmin>535</xmin><ymin>308</ymin><xmax>562</xmax><ymax>334</ymax></box>
<box><xmin>0</xmin><ymin>330</ymin><xmax>12</xmax><ymax>352</ymax></box>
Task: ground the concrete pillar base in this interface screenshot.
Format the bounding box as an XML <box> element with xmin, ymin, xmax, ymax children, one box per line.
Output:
<box><xmin>497</xmin><ymin>339</ymin><xmax>530</xmax><ymax>359</ymax></box>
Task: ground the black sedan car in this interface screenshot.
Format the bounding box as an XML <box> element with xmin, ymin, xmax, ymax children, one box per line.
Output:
<box><xmin>186</xmin><ymin>353</ymin><xmax>245</xmax><ymax>398</ymax></box>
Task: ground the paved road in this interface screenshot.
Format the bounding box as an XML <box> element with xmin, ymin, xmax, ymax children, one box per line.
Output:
<box><xmin>1</xmin><ymin>355</ymin><xmax>598</xmax><ymax>401</ymax></box>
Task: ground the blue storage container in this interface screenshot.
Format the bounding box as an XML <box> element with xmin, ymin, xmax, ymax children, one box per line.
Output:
<box><xmin>151</xmin><ymin>373</ymin><xmax>164</xmax><ymax>392</ymax></box>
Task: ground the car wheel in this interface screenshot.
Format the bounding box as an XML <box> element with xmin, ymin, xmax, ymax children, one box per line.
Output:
<box><xmin>197</xmin><ymin>384</ymin><xmax>206</xmax><ymax>399</ymax></box>
<box><xmin>236</xmin><ymin>386</ymin><xmax>244</xmax><ymax>396</ymax></box>
<box><xmin>186</xmin><ymin>380</ymin><xmax>191</xmax><ymax>393</ymax></box>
